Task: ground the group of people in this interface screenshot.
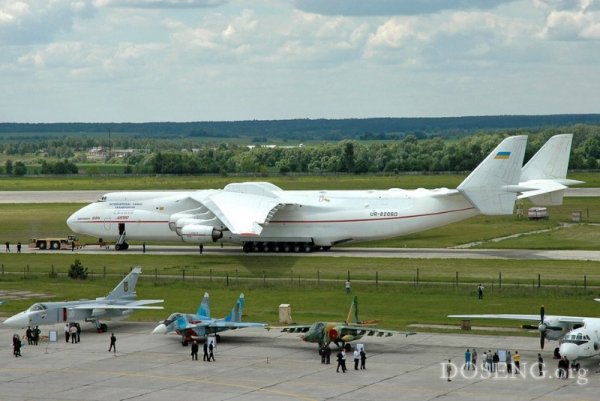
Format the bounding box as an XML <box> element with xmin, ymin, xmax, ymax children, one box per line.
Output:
<box><xmin>26</xmin><ymin>326</ymin><xmax>41</xmax><ymax>345</ymax></box>
<box><xmin>557</xmin><ymin>356</ymin><xmax>571</xmax><ymax>379</ymax></box>
<box><xmin>190</xmin><ymin>340</ymin><xmax>215</xmax><ymax>362</ymax></box>
<box><xmin>5</xmin><ymin>241</ymin><xmax>22</xmax><ymax>253</ymax></box>
<box><xmin>463</xmin><ymin>349</ymin><xmax>523</xmax><ymax>374</ymax></box>
<box><xmin>334</xmin><ymin>346</ymin><xmax>366</xmax><ymax>373</ymax></box>
<box><xmin>64</xmin><ymin>323</ymin><xmax>81</xmax><ymax>343</ymax></box>
<box><xmin>13</xmin><ymin>326</ymin><xmax>42</xmax><ymax>356</ymax></box>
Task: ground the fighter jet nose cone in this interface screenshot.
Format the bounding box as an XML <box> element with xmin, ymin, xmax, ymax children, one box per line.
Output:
<box><xmin>3</xmin><ymin>313</ymin><xmax>29</xmax><ymax>328</ymax></box>
<box><xmin>152</xmin><ymin>324</ymin><xmax>167</xmax><ymax>334</ymax></box>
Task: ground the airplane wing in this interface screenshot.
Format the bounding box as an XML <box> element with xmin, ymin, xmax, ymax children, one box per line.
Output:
<box><xmin>178</xmin><ymin>320</ymin><xmax>265</xmax><ymax>331</ymax></box>
<box><xmin>447</xmin><ymin>314</ymin><xmax>586</xmax><ymax>325</ymax></box>
<box><xmin>190</xmin><ymin>182</ymin><xmax>290</xmax><ymax>236</ymax></box>
<box><xmin>70</xmin><ymin>300</ymin><xmax>164</xmax><ymax>310</ymax></box>
<box><xmin>269</xmin><ymin>325</ymin><xmax>312</xmax><ymax>333</ymax></box>
<box><xmin>269</xmin><ymin>324</ymin><xmax>414</xmax><ymax>337</ymax></box>
<box><xmin>339</xmin><ymin>324</ymin><xmax>415</xmax><ymax>338</ymax></box>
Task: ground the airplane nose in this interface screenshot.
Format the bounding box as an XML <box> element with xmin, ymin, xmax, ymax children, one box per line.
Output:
<box><xmin>559</xmin><ymin>343</ymin><xmax>579</xmax><ymax>360</ymax></box>
<box><xmin>66</xmin><ymin>212</ymin><xmax>79</xmax><ymax>232</ymax></box>
<box><xmin>152</xmin><ymin>324</ymin><xmax>168</xmax><ymax>334</ymax></box>
<box><xmin>3</xmin><ymin>312</ymin><xmax>30</xmax><ymax>328</ymax></box>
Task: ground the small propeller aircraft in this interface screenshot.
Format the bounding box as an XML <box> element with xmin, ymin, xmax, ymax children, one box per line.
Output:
<box><xmin>270</xmin><ymin>296</ymin><xmax>415</xmax><ymax>350</ymax></box>
<box><xmin>152</xmin><ymin>292</ymin><xmax>266</xmax><ymax>345</ymax></box>
<box><xmin>3</xmin><ymin>267</ymin><xmax>163</xmax><ymax>332</ymax></box>
<box><xmin>449</xmin><ymin>302</ymin><xmax>600</xmax><ymax>370</ymax></box>
<box><xmin>66</xmin><ymin>134</ymin><xmax>581</xmax><ymax>253</ymax></box>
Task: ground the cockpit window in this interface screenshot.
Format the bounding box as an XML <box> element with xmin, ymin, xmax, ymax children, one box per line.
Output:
<box><xmin>28</xmin><ymin>303</ymin><xmax>47</xmax><ymax>312</ymax></box>
<box><xmin>561</xmin><ymin>332</ymin><xmax>589</xmax><ymax>345</ymax></box>
<box><xmin>97</xmin><ymin>195</ymin><xmax>107</xmax><ymax>202</ymax></box>
<box><xmin>311</xmin><ymin>322</ymin><xmax>325</xmax><ymax>333</ymax></box>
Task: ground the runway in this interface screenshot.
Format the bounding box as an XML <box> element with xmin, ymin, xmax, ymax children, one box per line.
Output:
<box><xmin>18</xmin><ymin>243</ymin><xmax>600</xmax><ymax>261</ymax></box>
<box><xmin>1</xmin><ymin>321</ymin><xmax>597</xmax><ymax>401</ymax></box>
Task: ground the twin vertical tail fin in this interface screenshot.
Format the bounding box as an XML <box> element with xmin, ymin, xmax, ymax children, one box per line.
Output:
<box><xmin>518</xmin><ymin>134</ymin><xmax>583</xmax><ymax>206</ymax></box>
<box><xmin>457</xmin><ymin>135</ymin><xmax>528</xmax><ymax>215</ymax></box>
<box><xmin>197</xmin><ymin>292</ymin><xmax>211</xmax><ymax>318</ymax></box>
<box><xmin>105</xmin><ymin>266</ymin><xmax>141</xmax><ymax>300</ymax></box>
<box><xmin>224</xmin><ymin>293</ymin><xmax>245</xmax><ymax>322</ymax></box>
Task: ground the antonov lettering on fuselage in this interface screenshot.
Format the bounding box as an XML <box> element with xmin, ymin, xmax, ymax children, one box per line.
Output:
<box><xmin>67</xmin><ymin>134</ymin><xmax>581</xmax><ymax>252</ymax></box>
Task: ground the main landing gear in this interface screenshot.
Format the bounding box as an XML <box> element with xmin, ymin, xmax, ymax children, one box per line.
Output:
<box><xmin>242</xmin><ymin>241</ymin><xmax>332</xmax><ymax>253</ymax></box>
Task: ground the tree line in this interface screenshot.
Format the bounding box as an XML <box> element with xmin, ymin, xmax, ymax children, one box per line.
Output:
<box><xmin>1</xmin><ymin>125</ymin><xmax>600</xmax><ymax>176</ymax></box>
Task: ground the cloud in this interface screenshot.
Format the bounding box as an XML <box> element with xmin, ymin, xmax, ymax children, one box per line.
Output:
<box><xmin>0</xmin><ymin>0</ymin><xmax>97</xmax><ymax>45</ymax></box>
<box><xmin>539</xmin><ymin>4</ymin><xmax>600</xmax><ymax>40</ymax></box>
<box><xmin>96</xmin><ymin>0</ymin><xmax>227</xmax><ymax>8</ymax></box>
<box><xmin>293</xmin><ymin>0</ymin><xmax>513</xmax><ymax>16</ymax></box>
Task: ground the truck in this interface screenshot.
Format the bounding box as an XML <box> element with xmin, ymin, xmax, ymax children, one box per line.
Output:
<box><xmin>527</xmin><ymin>207</ymin><xmax>549</xmax><ymax>220</ymax></box>
<box><xmin>29</xmin><ymin>235</ymin><xmax>81</xmax><ymax>250</ymax></box>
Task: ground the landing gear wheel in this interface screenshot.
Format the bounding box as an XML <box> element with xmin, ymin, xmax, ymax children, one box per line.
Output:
<box><xmin>99</xmin><ymin>323</ymin><xmax>108</xmax><ymax>332</ymax></box>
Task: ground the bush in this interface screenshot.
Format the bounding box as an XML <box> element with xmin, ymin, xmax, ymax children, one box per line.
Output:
<box><xmin>68</xmin><ymin>259</ymin><xmax>88</xmax><ymax>280</ymax></box>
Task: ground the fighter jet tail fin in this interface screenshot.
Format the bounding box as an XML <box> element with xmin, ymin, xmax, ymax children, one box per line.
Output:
<box><xmin>224</xmin><ymin>293</ymin><xmax>244</xmax><ymax>322</ymax></box>
<box><xmin>105</xmin><ymin>266</ymin><xmax>141</xmax><ymax>300</ymax></box>
<box><xmin>346</xmin><ymin>296</ymin><xmax>359</xmax><ymax>324</ymax></box>
<box><xmin>458</xmin><ymin>135</ymin><xmax>527</xmax><ymax>215</ymax></box>
<box><xmin>197</xmin><ymin>292</ymin><xmax>211</xmax><ymax>318</ymax></box>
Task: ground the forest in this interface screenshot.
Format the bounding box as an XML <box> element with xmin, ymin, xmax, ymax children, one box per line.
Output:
<box><xmin>1</xmin><ymin>118</ymin><xmax>599</xmax><ymax>176</ymax></box>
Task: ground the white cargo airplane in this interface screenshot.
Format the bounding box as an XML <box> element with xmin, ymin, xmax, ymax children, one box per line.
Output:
<box><xmin>449</xmin><ymin>302</ymin><xmax>600</xmax><ymax>370</ymax></box>
<box><xmin>66</xmin><ymin>134</ymin><xmax>580</xmax><ymax>252</ymax></box>
<box><xmin>3</xmin><ymin>267</ymin><xmax>163</xmax><ymax>331</ymax></box>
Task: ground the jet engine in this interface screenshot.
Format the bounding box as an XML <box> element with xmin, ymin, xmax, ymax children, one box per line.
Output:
<box><xmin>341</xmin><ymin>334</ymin><xmax>357</xmax><ymax>342</ymax></box>
<box><xmin>180</xmin><ymin>224</ymin><xmax>223</xmax><ymax>243</ymax></box>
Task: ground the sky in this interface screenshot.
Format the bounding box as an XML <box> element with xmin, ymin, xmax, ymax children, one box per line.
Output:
<box><xmin>1</xmin><ymin>0</ymin><xmax>599</xmax><ymax>122</ymax></box>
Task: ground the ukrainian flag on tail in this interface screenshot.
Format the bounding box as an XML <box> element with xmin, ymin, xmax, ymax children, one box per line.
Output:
<box><xmin>494</xmin><ymin>151</ymin><xmax>511</xmax><ymax>159</ymax></box>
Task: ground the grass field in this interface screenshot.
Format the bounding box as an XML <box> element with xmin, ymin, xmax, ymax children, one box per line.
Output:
<box><xmin>1</xmin><ymin>254</ymin><xmax>599</xmax><ymax>332</ymax></box>
<box><xmin>1</xmin><ymin>171</ymin><xmax>599</xmax><ymax>190</ymax></box>
<box><xmin>0</xmin><ymin>174</ymin><xmax>599</xmax><ymax>337</ymax></box>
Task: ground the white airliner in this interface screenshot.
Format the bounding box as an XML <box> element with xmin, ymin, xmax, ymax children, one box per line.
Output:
<box><xmin>66</xmin><ymin>134</ymin><xmax>580</xmax><ymax>252</ymax></box>
<box><xmin>449</xmin><ymin>302</ymin><xmax>600</xmax><ymax>369</ymax></box>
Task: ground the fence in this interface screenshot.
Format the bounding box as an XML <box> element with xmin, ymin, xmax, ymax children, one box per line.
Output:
<box><xmin>1</xmin><ymin>263</ymin><xmax>599</xmax><ymax>292</ymax></box>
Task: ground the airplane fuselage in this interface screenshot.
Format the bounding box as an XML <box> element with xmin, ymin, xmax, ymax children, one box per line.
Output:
<box><xmin>67</xmin><ymin>188</ymin><xmax>478</xmax><ymax>247</ymax></box>
<box><xmin>3</xmin><ymin>299</ymin><xmax>137</xmax><ymax>328</ymax></box>
<box><xmin>558</xmin><ymin>319</ymin><xmax>600</xmax><ymax>363</ymax></box>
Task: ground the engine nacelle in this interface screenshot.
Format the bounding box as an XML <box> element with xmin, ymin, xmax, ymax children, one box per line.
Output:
<box><xmin>171</xmin><ymin>217</ymin><xmax>205</xmax><ymax>235</ymax></box>
<box><xmin>180</xmin><ymin>224</ymin><xmax>223</xmax><ymax>243</ymax></box>
<box><xmin>168</xmin><ymin>213</ymin><xmax>194</xmax><ymax>232</ymax></box>
<box><xmin>341</xmin><ymin>334</ymin><xmax>357</xmax><ymax>342</ymax></box>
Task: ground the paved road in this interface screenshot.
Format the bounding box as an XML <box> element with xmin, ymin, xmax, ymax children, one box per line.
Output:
<box><xmin>1</xmin><ymin>322</ymin><xmax>597</xmax><ymax>401</ymax></box>
<box><xmin>18</xmin><ymin>243</ymin><xmax>600</xmax><ymax>261</ymax></box>
<box><xmin>1</xmin><ymin>188</ymin><xmax>598</xmax><ymax>203</ymax></box>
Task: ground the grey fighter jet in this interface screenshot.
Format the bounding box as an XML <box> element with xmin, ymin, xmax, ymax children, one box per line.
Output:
<box><xmin>3</xmin><ymin>267</ymin><xmax>163</xmax><ymax>331</ymax></box>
